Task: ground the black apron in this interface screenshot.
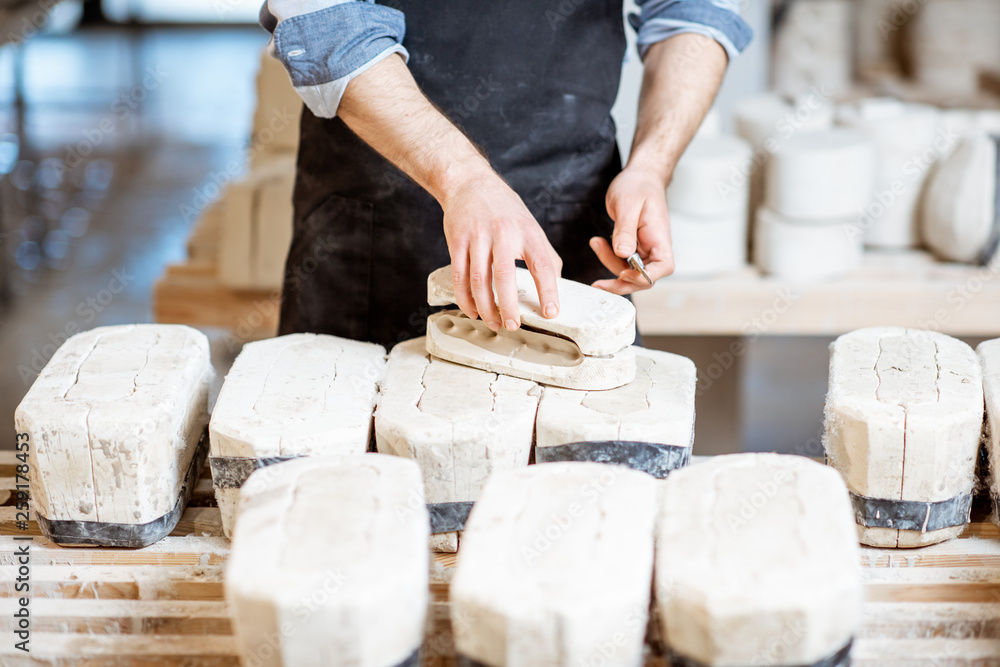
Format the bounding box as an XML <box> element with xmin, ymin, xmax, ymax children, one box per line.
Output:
<box><xmin>279</xmin><ymin>0</ymin><xmax>627</xmax><ymax>349</ymax></box>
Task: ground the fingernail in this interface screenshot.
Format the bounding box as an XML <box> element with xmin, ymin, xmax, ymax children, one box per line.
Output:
<box><xmin>616</xmin><ymin>244</ymin><xmax>629</xmax><ymax>255</ymax></box>
<box><xmin>544</xmin><ymin>303</ymin><xmax>558</xmax><ymax>318</ymax></box>
<box><xmin>487</xmin><ymin>320</ymin><xmax>500</xmax><ymax>331</ymax></box>
<box><xmin>589</xmin><ymin>238</ymin><xmax>599</xmax><ymax>250</ymax></box>
<box><xmin>505</xmin><ymin>319</ymin><xmax>519</xmax><ymax>331</ymax></box>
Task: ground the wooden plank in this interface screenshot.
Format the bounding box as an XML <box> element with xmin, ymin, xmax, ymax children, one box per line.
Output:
<box><xmin>862</xmin><ymin>567</ymin><xmax>1000</xmax><ymax>604</ymax></box>
<box><xmin>853</xmin><ymin>638</ymin><xmax>1000</xmax><ymax>665</ymax></box>
<box><xmin>0</xmin><ymin>477</ymin><xmax>213</xmax><ymax>501</ymax></box>
<box><xmin>0</xmin><ymin>599</ymin><xmax>231</xmax><ymax>634</ymax></box>
<box><xmin>859</xmin><ymin>538</ymin><xmax>1000</xmax><ymax>569</ymax></box>
<box><xmin>633</xmin><ymin>250</ymin><xmax>1000</xmax><ymax>336</ymax></box>
<box><xmin>861</xmin><ymin>603</ymin><xmax>1000</xmax><ymax>639</ymax></box>
<box><xmin>0</xmin><ymin>657</ymin><xmax>238</xmax><ymax>667</ymax></box>
<box><xmin>0</xmin><ymin>507</ymin><xmax>223</xmax><ymax>539</ymax></box>
<box><xmin>960</xmin><ymin>523</ymin><xmax>1000</xmax><ymax>539</ymax></box>
<box><xmin>0</xmin><ymin>536</ymin><xmax>228</xmax><ymax>567</ymax></box>
<box><xmin>0</xmin><ymin>565</ymin><xmax>224</xmax><ymax>600</ymax></box>
<box><xmin>0</xmin><ymin>633</ymin><xmax>238</xmax><ymax>659</ymax></box>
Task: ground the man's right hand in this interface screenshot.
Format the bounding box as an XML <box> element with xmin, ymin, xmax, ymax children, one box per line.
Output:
<box><xmin>337</xmin><ymin>55</ymin><xmax>561</xmax><ymax>328</ymax></box>
<box><xmin>440</xmin><ymin>171</ymin><xmax>562</xmax><ymax>332</ymax></box>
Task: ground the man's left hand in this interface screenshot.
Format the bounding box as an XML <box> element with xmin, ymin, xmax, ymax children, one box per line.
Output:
<box><xmin>590</xmin><ymin>166</ymin><xmax>674</xmax><ymax>295</ymax></box>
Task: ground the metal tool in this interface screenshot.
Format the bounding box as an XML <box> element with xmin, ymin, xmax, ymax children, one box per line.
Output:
<box><xmin>627</xmin><ymin>252</ymin><xmax>653</xmax><ymax>285</ymax></box>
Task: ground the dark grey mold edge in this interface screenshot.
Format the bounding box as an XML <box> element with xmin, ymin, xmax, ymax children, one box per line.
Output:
<box><xmin>37</xmin><ymin>427</ymin><xmax>210</xmax><ymax>548</ymax></box>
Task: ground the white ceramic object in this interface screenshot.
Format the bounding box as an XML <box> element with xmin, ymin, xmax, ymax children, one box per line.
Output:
<box><xmin>921</xmin><ymin>132</ymin><xmax>999</xmax><ymax>263</ymax></box>
<box><xmin>451</xmin><ymin>462</ymin><xmax>657</xmax><ymax>667</ymax></box>
<box><xmin>226</xmin><ymin>455</ymin><xmax>428</xmax><ymax>667</ymax></box>
<box><xmin>667</xmin><ymin>135</ymin><xmax>753</xmax><ymax>218</ymax></box>
<box><xmin>754</xmin><ymin>207</ymin><xmax>862</xmax><ymax>281</ymax></box>
<box><xmin>837</xmin><ymin>98</ymin><xmax>941</xmax><ymax>249</ymax></box>
<box><xmin>669</xmin><ymin>209</ymin><xmax>748</xmax><ymax>278</ymax></box>
<box><xmin>765</xmin><ymin>129</ymin><xmax>876</xmax><ymax>220</ymax></box>
<box><xmin>657</xmin><ymin>453</ymin><xmax>862</xmax><ymax>666</ymax></box>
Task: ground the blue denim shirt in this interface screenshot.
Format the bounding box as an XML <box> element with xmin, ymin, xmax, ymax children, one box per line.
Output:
<box><xmin>260</xmin><ymin>0</ymin><xmax>753</xmax><ymax>119</ymax></box>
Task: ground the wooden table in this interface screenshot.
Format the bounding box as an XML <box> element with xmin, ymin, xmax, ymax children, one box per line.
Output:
<box><xmin>3</xmin><ymin>452</ymin><xmax>1000</xmax><ymax>666</ymax></box>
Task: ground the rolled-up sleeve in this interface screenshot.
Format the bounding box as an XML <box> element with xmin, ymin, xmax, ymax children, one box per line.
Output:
<box><xmin>260</xmin><ymin>0</ymin><xmax>408</xmax><ymax>118</ymax></box>
<box><xmin>630</xmin><ymin>0</ymin><xmax>753</xmax><ymax>62</ymax></box>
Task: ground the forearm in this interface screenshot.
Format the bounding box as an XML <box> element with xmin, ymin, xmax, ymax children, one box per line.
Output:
<box><xmin>626</xmin><ymin>33</ymin><xmax>728</xmax><ymax>185</ymax></box>
<box><xmin>338</xmin><ymin>52</ymin><xmax>561</xmax><ymax>330</ymax></box>
<box><xmin>338</xmin><ymin>54</ymin><xmax>492</xmax><ymax>203</ymax></box>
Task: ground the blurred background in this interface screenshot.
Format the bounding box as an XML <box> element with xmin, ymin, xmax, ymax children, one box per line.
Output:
<box><xmin>0</xmin><ymin>0</ymin><xmax>998</xmax><ymax>454</ymax></box>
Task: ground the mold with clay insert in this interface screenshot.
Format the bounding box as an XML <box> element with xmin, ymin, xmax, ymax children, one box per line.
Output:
<box><xmin>433</xmin><ymin>313</ymin><xmax>585</xmax><ymax>367</ymax></box>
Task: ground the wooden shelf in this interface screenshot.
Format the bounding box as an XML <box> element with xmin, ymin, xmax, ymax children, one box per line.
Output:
<box><xmin>157</xmin><ymin>207</ymin><xmax>1000</xmax><ymax>341</ymax></box>
<box><xmin>4</xmin><ymin>451</ymin><xmax>1000</xmax><ymax>665</ymax></box>
<box><xmin>634</xmin><ymin>251</ymin><xmax>1000</xmax><ymax>337</ymax></box>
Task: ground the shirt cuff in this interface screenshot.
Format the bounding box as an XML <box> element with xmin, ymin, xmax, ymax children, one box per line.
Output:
<box><xmin>630</xmin><ymin>0</ymin><xmax>753</xmax><ymax>62</ymax></box>
<box><xmin>271</xmin><ymin>2</ymin><xmax>408</xmax><ymax>119</ymax></box>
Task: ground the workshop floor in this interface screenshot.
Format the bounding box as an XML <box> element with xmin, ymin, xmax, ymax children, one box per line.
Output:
<box><xmin>0</xmin><ymin>25</ymin><xmax>835</xmax><ymax>455</ymax></box>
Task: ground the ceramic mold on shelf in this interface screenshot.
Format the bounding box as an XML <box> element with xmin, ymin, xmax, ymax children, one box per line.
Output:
<box><xmin>425</xmin><ymin>265</ymin><xmax>636</xmax><ymax>390</ymax></box>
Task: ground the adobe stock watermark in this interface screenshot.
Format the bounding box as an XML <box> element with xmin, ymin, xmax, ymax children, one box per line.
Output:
<box><xmin>241</xmin><ymin>568</ymin><xmax>354</xmax><ymax>667</ymax></box>
<box><xmin>213</xmin><ymin>0</ymin><xmax>248</xmax><ymax>19</ymax></box>
<box><xmin>60</xmin><ymin>66</ymin><xmax>169</xmax><ymax>175</ymax></box>
<box><xmin>695</xmin><ymin>287</ymin><xmax>800</xmax><ymax>395</ymax></box>
<box><xmin>519</xmin><ymin>465</ymin><xmax>622</xmax><ymax>565</ymax></box>
<box><xmin>222</xmin><ymin>229</ymin><xmax>342</xmax><ymax>353</ymax></box>
<box><xmin>750</xmin><ymin>619</ymin><xmax>808</xmax><ymax>666</ymax></box>
<box><xmin>726</xmin><ymin>456</ymin><xmax>806</xmax><ymax>533</ymax></box>
<box><xmin>5</xmin><ymin>0</ymin><xmax>63</xmax><ymax>44</ymax></box>
<box><xmin>179</xmin><ymin>105</ymin><xmax>298</xmax><ymax>224</ymax></box>
<box><xmin>850</xmin><ymin>124</ymin><xmax>960</xmax><ymax>241</ymax></box>
<box><xmin>528</xmin><ymin>126</ymin><xmax>616</xmax><ymax>215</ymax></box>
<box><xmin>17</xmin><ymin>267</ymin><xmax>135</xmax><ymax>384</ymax></box>
<box><xmin>449</xmin><ymin>75</ymin><xmax>502</xmax><ymax>120</ymax></box>
<box><xmin>546</xmin><ymin>0</ymin><xmax>590</xmax><ymax>30</ymax></box>
<box><xmin>717</xmin><ymin>85</ymin><xmax>832</xmax><ymax>204</ymax></box>
<box><xmin>876</xmin><ymin>0</ymin><xmax>930</xmax><ymax>40</ymax></box>
<box><xmin>577</xmin><ymin>605</ymin><xmax>648</xmax><ymax>667</ymax></box>
<box><xmin>915</xmin><ymin>260</ymin><xmax>1000</xmax><ymax>334</ymax></box>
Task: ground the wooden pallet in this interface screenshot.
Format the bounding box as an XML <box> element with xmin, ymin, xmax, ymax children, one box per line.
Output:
<box><xmin>153</xmin><ymin>202</ymin><xmax>279</xmax><ymax>341</ymax></box>
<box><xmin>3</xmin><ymin>452</ymin><xmax>1000</xmax><ymax>666</ymax></box>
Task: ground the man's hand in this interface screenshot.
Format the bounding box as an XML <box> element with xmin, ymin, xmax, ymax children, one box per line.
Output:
<box><xmin>338</xmin><ymin>56</ymin><xmax>560</xmax><ymax>331</ymax></box>
<box><xmin>591</xmin><ymin>33</ymin><xmax>728</xmax><ymax>296</ymax></box>
<box><xmin>591</xmin><ymin>166</ymin><xmax>674</xmax><ymax>295</ymax></box>
<box><xmin>442</xmin><ymin>172</ymin><xmax>562</xmax><ymax>331</ymax></box>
